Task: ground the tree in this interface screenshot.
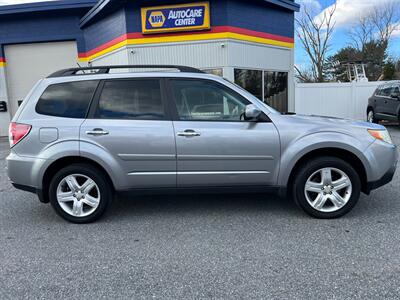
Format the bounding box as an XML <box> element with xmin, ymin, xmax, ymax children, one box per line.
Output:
<box><xmin>326</xmin><ymin>41</ymin><xmax>388</xmax><ymax>82</ymax></box>
<box><xmin>382</xmin><ymin>60</ymin><xmax>396</xmax><ymax>80</ymax></box>
<box><xmin>295</xmin><ymin>4</ymin><xmax>337</xmax><ymax>83</ymax></box>
<box><xmin>343</xmin><ymin>0</ymin><xmax>400</xmax><ymax>81</ymax></box>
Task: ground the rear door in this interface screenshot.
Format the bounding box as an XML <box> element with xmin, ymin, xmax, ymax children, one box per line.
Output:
<box><xmin>80</xmin><ymin>78</ymin><xmax>176</xmax><ymax>189</ymax></box>
<box><xmin>166</xmin><ymin>78</ymin><xmax>280</xmax><ymax>187</ymax></box>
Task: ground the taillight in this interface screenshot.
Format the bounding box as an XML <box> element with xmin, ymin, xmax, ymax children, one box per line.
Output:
<box><xmin>8</xmin><ymin>122</ymin><xmax>31</xmax><ymax>147</ymax></box>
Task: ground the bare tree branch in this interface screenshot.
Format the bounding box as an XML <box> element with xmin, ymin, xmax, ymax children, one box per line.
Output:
<box><xmin>296</xmin><ymin>4</ymin><xmax>337</xmax><ymax>82</ymax></box>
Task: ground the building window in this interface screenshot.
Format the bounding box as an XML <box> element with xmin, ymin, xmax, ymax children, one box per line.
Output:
<box><xmin>202</xmin><ymin>68</ymin><xmax>223</xmax><ymax>77</ymax></box>
<box><xmin>234</xmin><ymin>69</ymin><xmax>262</xmax><ymax>100</ymax></box>
<box><xmin>234</xmin><ymin>69</ymin><xmax>288</xmax><ymax>113</ymax></box>
<box><xmin>264</xmin><ymin>71</ymin><xmax>288</xmax><ymax>113</ymax></box>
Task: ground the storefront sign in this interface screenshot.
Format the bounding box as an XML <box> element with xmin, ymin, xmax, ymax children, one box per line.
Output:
<box><xmin>141</xmin><ymin>2</ymin><xmax>210</xmax><ymax>34</ymax></box>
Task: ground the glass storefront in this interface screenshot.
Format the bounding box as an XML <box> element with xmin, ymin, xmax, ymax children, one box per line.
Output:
<box><xmin>233</xmin><ymin>69</ymin><xmax>262</xmax><ymax>100</ymax></box>
<box><xmin>234</xmin><ymin>68</ymin><xmax>288</xmax><ymax>113</ymax></box>
<box><xmin>264</xmin><ymin>71</ymin><xmax>288</xmax><ymax>113</ymax></box>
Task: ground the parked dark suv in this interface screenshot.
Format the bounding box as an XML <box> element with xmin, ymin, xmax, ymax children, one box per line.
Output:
<box><xmin>367</xmin><ymin>81</ymin><xmax>400</xmax><ymax>123</ymax></box>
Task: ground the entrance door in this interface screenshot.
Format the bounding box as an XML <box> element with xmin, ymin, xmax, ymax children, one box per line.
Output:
<box><xmin>167</xmin><ymin>78</ymin><xmax>280</xmax><ymax>187</ymax></box>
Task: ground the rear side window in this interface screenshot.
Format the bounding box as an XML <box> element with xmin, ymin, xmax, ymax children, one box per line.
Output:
<box><xmin>95</xmin><ymin>79</ymin><xmax>165</xmax><ymax>120</ymax></box>
<box><xmin>36</xmin><ymin>81</ymin><xmax>98</xmax><ymax>118</ymax></box>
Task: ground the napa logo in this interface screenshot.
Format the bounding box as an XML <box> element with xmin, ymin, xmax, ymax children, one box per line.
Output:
<box><xmin>148</xmin><ymin>11</ymin><xmax>165</xmax><ymax>28</ymax></box>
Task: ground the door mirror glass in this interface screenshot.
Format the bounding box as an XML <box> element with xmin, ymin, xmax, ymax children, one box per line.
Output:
<box><xmin>244</xmin><ymin>104</ymin><xmax>261</xmax><ymax>121</ymax></box>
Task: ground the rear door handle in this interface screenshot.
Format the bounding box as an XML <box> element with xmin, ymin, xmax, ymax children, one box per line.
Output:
<box><xmin>177</xmin><ymin>129</ymin><xmax>201</xmax><ymax>137</ymax></box>
<box><xmin>86</xmin><ymin>128</ymin><xmax>109</xmax><ymax>136</ymax></box>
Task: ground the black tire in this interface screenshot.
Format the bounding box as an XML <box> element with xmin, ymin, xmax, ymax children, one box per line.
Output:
<box><xmin>293</xmin><ymin>156</ymin><xmax>361</xmax><ymax>219</ymax></box>
<box><xmin>49</xmin><ymin>163</ymin><xmax>113</xmax><ymax>223</ymax></box>
<box><xmin>367</xmin><ymin>109</ymin><xmax>377</xmax><ymax>123</ymax></box>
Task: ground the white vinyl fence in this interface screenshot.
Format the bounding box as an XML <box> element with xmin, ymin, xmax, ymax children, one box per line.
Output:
<box><xmin>295</xmin><ymin>81</ymin><xmax>386</xmax><ymax>121</ymax></box>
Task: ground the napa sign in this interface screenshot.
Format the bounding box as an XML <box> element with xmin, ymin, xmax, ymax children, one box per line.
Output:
<box><xmin>141</xmin><ymin>2</ymin><xmax>210</xmax><ymax>34</ymax></box>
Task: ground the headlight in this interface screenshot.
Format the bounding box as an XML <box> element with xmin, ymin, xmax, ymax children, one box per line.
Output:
<box><xmin>368</xmin><ymin>129</ymin><xmax>393</xmax><ymax>144</ymax></box>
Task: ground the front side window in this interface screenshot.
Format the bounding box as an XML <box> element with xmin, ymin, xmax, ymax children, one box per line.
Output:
<box><xmin>36</xmin><ymin>80</ymin><xmax>98</xmax><ymax>118</ymax></box>
<box><xmin>96</xmin><ymin>79</ymin><xmax>165</xmax><ymax>120</ymax></box>
<box><xmin>381</xmin><ymin>85</ymin><xmax>392</xmax><ymax>97</ymax></box>
<box><xmin>169</xmin><ymin>79</ymin><xmax>250</xmax><ymax>121</ymax></box>
<box><xmin>375</xmin><ymin>86</ymin><xmax>383</xmax><ymax>96</ymax></box>
<box><xmin>393</xmin><ymin>86</ymin><xmax>400</xmax><ymax>95</ymax></box>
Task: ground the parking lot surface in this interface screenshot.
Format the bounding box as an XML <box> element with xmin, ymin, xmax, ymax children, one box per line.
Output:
<box><xmin>0</xmin><ymin>126</ymin><xmax>399</xmax><ymax>299</ymax></box>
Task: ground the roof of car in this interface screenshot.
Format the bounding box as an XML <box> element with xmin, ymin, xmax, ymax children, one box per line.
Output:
<box><xmin>47</xmin><ymin>65</ymin><xmax>204</xmax><ymax>78</ymax></box>
<box><xmin>44</xmin><ymin>71</ymin><xmax>221</xmax><ymax>85</ymax></box>
<box><xmin>378</xmin><ymin>81</ymin><xmax>400</xmax><ymax>86</ymax></box>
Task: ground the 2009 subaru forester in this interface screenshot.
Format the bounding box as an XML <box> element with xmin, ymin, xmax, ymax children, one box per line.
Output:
<box><xmin>6</xmin><ymin>65</ymin><xmax>398</xmax><ymax>223</ymax></box>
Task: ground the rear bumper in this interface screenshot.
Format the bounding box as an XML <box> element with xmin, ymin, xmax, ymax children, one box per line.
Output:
<box><xmin>6</xmin><ymin>152</ymin><xmax>46</xmax><ymax>188</ymax></box>
<box><xmin>11</xmin><ymin>183</ymin><xmax>47</xmax><ymax>203</ymax></box>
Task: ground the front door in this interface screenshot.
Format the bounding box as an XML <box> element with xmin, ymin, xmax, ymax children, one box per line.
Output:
<box><xmin>384</xmin><ymin>85</ymin><xmax>400</xmax><ymax>117</ymax></box>
<box><xmin>80</xmin><ymin>78</ymin><xmax>176</xmax><ymax>189</ymax></box>
<box><xmin>167</xmin><ymin>78</ymin><xmax>280</xmax><ymax>187</ymax></box>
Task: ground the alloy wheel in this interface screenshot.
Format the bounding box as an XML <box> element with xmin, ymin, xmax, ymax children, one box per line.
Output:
<box><xmin>304</xmin><ymin>167</ymin><xmax>352</xmax><ymax>213</ymax></box>
<box><xmin>367</xmin><ymin>111</ymin><xmax>374</xmax><ymax>123</ymax></box>
<box><xmin>56</xmin><ymin>174</ymin><xmax>100</xmax><ymax>217</ymax></box>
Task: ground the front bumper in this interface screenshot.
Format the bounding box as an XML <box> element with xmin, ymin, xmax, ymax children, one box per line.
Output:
<box><xmin>366</xmin><ymin>163</ymin><xmax>397</xmax><ymax>193</ymax></box>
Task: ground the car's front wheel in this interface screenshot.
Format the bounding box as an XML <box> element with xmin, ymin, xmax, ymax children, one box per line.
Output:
<box><xmin>49</xmin><ymin>164</ymin><xmax>113</xmax><ymax>223</ymax></box>
<box><xmin>367</xmin><ymin>109</ymin><xmax>377</xmax><ymax>123</ymax></box>
<box><xmin>293</xmin><ymin>156</ymin><xmax>361</xmax><ymax>218</ymax></box>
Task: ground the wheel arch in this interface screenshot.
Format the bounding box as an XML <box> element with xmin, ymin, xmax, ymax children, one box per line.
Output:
<box><xmin>285</xmin><ymin>147</ymin><xmax>369</xmax><ymax>196</ymax></box>
<box><xmin>41</xmin><ymin>156</ymin><xmax>115</xmax><ymax>203</ymax></box>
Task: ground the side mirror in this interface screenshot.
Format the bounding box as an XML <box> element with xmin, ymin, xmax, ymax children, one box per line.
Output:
<box><xmin>390</xmin><ymin>92</ymin><xmax>399</xmax><ymax>99</ymax></box>
<box><xmin>244</xmin><ymin>104</ymin><xmax>261</xmax><ymax>121</ymax></box>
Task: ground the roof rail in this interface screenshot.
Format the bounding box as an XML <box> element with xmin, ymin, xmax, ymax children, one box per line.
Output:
<box><xmin>47</xmin><ymin>65</ymin><xmax>205</xmax><ymax>78</ymax></box>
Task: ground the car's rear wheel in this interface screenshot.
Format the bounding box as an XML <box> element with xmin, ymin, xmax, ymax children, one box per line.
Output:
<box><xmin>293</xmin><ymin>156</ymin><xmax>361</xmax><ymax>218</ymax></box>
<box><xmin>367</xmin><ymin>109</ymin><xmax>377</xmax><ymax>123</ymax></box>
<box><xmin>49</xmin><ymin>164</ymin><xmax>112</xmax><ymax>223</ymax></box>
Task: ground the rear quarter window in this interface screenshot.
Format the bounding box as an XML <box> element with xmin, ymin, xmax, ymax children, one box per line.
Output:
<box><xmin>36</xmin><ymin>80</ymin><xmax>98</xmax><ymax>118</ymax></box>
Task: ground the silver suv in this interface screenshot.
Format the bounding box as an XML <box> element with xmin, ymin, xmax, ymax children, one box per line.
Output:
<box><xmin>6</xmin><ymin>65</ymin><xmax>398</xmax><ymax>223</ymax></box>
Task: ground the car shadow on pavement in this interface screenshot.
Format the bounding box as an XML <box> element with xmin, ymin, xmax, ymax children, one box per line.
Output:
<box><xmin>106</xmin><ymin>192</ymin><xmax>303</xmax><ymax>221</ymax></box>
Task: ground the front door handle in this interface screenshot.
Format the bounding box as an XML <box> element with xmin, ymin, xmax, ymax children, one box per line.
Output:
<box><xmin>177</xmin><ymin>129</ymin><xmax>201</xmax><ymax>137</ymax></box>
<box><xmin>86</xmin><ymin>128</ymin><xmax>109</xmax><ymax>136</ymax></box>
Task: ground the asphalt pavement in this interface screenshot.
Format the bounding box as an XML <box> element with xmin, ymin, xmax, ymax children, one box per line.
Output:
<box><xmin>0</xmin><ymin>126</ymin><xmax>399</xmax><ymax>299</ymax></box>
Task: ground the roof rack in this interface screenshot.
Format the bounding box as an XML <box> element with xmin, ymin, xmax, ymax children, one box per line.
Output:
<box><xmin>47</xmin><ymin>65</ymin><xmax>204</xmax><ymax>78</ymax></box>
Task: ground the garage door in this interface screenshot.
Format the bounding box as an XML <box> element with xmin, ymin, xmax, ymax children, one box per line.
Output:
<box><xmin>5</xmin><ymin>41</ymin><xmax>78</xmax><ymax>116</ymax></box>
